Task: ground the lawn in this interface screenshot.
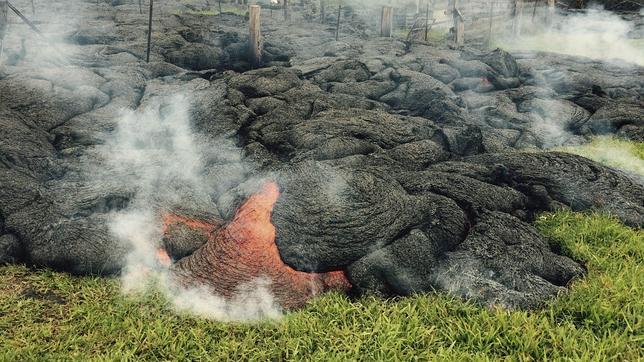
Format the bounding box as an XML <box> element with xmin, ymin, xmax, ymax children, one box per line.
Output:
<box><xmin>0</xmin><ymin>210</ymin><xmax>642</xmax><ymax>360</ymax></box>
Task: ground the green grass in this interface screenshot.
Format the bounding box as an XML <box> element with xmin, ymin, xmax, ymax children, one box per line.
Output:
<box><xmin>1</xmin><ymin>211</ymin><xmax>642</xmax><ymax>360</ymax></box>
<box><xmin>556</xmin><ymin>136</ymin><xmax>644</xmax><ymax>177</ymax></box>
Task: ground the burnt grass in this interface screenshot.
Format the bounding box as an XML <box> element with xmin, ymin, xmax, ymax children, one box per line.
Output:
<box><xmin>0</xmin><ymin>0</ymin><xmax>643</xmax><ymax>320</ymax></box>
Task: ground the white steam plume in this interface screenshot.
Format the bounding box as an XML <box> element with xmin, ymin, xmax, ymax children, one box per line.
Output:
<box><xmin>102</xmin><ymin>94</ymin><xmax>282</xmax><ymax>321</ymax></box>
<box><xmin>497</xmin><ymin>7</ymin><xmax>643</xmax><ymax>66</ymax></box>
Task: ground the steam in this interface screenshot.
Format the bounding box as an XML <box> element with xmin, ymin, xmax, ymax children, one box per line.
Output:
<box><xmin>102</xmin><ymin>94</ymin><xmax>282</xmax><ymax>321</ymax></box>
<box><xmin>490</xmin><ymin>7</ymin><xmax>642</xmax><ymax>149</ymax></box>
<box><xmin>497</xmin><ymin>7</ymin><xmax>643</xmax><ymax>66</ymax></box>
<box><xmin>0</xmin><ymin>0</ymin><xmax>78</xmax><ymax>67</ymax></box>
<box><xmin>556</xmin><ymin>136</ymin><xmax>644</xmax><ymax>181</ymax></box>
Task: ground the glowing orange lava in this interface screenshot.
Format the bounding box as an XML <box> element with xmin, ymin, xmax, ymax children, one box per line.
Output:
<box><xmin>156</xmin><ymin>248</ymin><xmax>172</xmax><ymax>267</ymax></box>
<box><xmin>161</xmin><ymin>214</ymin><xmax>221</xmax><ymax>236</ymax></box>
<box><xmin>165</xmin><ymin>181</ymin><xmax>351</xmax><ymax>310</ymax></box>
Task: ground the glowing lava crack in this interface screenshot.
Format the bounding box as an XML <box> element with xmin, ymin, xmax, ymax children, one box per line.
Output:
<box><xmin>164</xmin><ymin>182</ymin><xmax>351</xmax><ymax>310</ymax></box>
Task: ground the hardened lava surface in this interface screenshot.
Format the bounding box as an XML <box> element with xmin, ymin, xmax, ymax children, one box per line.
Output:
<box><xmin>0</xmin><ymin>0</ymin><xmax>642</xmax><ymax>309</ymax></box>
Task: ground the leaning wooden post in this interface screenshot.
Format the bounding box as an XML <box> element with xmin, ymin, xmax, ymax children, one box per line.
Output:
<box><xmin>512</xmin><ymin>0</ymin><xmax>523</xmax><ymax>36</ymax></box>
<box><xmin>146</xmin><ymin>0</ymin><xmax>153</xmax><ymax>63</ymax></box>
<box><xmin>380</xmin><ymin>6</ymin><xmax>393</xmax><ymax>37</ymax></box>
<box><xmin>335</xmin><ymin>3</ymin><xmax>341</xmax><ymax>40</ymax></box>
<box><xmin>249</xmin><ymin>5</ymin><xmax>262</xmax><ymax>67</ymax></box>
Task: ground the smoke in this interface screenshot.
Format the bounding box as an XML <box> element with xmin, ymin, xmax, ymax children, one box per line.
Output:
<box><xmin>101</xmin><ymin>94</ymin><xmax>283</xmax><ymax>321</ymax></box>
<box><xmin>497</xmin><ymin>7</ymin><xmax>643</xmax><ymax>66</ymax></box>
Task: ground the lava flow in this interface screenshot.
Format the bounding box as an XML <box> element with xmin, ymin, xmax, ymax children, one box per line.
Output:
<box><xmin>164</xmin><ymin>181</ymin><xmax>351</xmax><ymax>310</ymax></box>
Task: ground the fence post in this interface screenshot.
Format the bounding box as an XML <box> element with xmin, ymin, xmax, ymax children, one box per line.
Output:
<box><xmin>424</xmin><ymin>2</ymin><xmax>429</xmax><ymax>41</ymax></box>
<box><xmin>335</xmin><ymin>3</ymin><xmax>341</xmax><ymax>40</ymax></box>
<box><xmin>0</xmin><ymin>1</ymin><xmax>7</xmax><ymax>62</ymax></box>
<box><xmin>146</xmin><ymin>0</ymin><xmax>153</xmax><ymax>62</ymax></box>
<box><xmin>486</xmin><ymin>0</ymin><xmax>493</xmax><ymax>48</ymax></box>
<box><xmin>454</xmin><ymin>9</ymin><xmax>464</xmax><ymax>46</ymax></box>
<box><xmin>380</xmin><ymin>6</ymin><xmax>393</xmax><ymax>37</ymax></box>
<box><xmin>546</xmin><ymin>0</ymin><xmax>554</xmax><ymax>25</ymax></box>
<box><xmin>512</xmin><ymin>0</ymin><xmax>523</xmax><ymax>36</ymax></box>
<box><xmin>0</xmin><ymin>1</ymin><xmax>7</xmax><ymax>38</ymax></box>
<box><xmin>249</xmin><ymin>5</ymin><xmax>262</xmax><ymax>67</ymax></box>
<box><xmin>283</xmin><ymin>0</ymin><xmax>289</xmax><ymax>20</ymax></box>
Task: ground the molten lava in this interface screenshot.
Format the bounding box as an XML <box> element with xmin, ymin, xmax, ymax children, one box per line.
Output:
<box><xmin>156</xmin><ymin>248</ymin><xmax>172</xmax><ymax>267</ymax></box>
<box><xmin>165</xmin><ymin>181</ymin><xmax>351</xmax><ymax>310</ymax></box>
<box><xmin>161</xmin><ymin>214</ymin><xmax>221</xmax><ymax>236</ymax></box>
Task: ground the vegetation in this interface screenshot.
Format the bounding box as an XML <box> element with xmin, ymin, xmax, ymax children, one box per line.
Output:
<box><xmin>0</xmin><ymin>211</ymin><xmax>642</xmax><ymax>360</ymax></box>
<box><xmin>557</xmin><ymin>136</ymin><xmax>644</xmax><ymax>176</ymax></box>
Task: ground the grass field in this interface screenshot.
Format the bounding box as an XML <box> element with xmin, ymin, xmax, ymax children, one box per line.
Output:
<box><xmin>1</xmin><ymin>137</ymin><xmax>642</xmax><ymax>360</ymax></box>
<box><xmin>0</xmin><ymin>211</ymin><xmax>642</xmax><ymax>360</ymax></box>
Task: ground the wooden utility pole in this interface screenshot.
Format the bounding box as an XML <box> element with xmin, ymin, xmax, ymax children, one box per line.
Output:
<box><xmin>218</xmin><ymin>0</ymin><xmax>222</xmax><ymax>15</ymax></box>
<box><xmin>335</xmin><ymin>3</ymin><xmax>341</xmax><ymax>40</ymax></box>
<box><xmin>31</xmin><ymin>0</ymin><xmax>34</xmax><ymax>16</ymax></box>
<box><xmin>380</xmin><ymin>6</ymin><xmax>393</xmax><ymax>37</ymax></box>
<box><xmin>512</xmin><ymin>0</ymin><xmax>523</xmax><ymax>36</ymax></box>
<box><xmin>249</xmin><ymin>5</ymin><xmax>262</xmax><ymax>67</ymax></box>
<box><xmin>320</xmin><ymin>0</ymin><xmax>325</xmax><ymax>22</ymax></box>
<box><xmin>146</xmin><ymin>0</ymin><xmax>153</xmax><ymax>63</ymax></box>
<box><xmin>138</xmin><ymin>0</ymin><xmax>142</xmax><ymax>14</ymax></box>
